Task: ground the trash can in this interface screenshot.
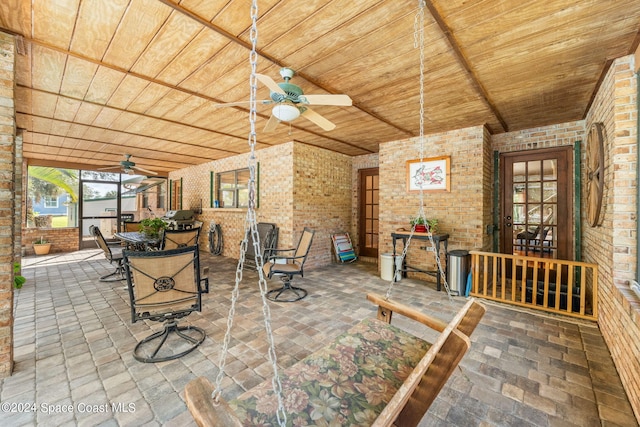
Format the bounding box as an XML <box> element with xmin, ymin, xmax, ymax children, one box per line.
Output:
<box><xmin>447</xmin><ymin>250</ymin><xmax>470</xmax><ymax>295</ymax></box>
<box><xmin>380</xmin><ymin>253</ymin><xmax>395</xmax><ymax>281</ymax></box>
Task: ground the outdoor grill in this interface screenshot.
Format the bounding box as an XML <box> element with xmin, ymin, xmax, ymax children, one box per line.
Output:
<box><xmin>162</xmin><ymin>210</ymin><xmax>195</xmax><ymax>230</ymax></box>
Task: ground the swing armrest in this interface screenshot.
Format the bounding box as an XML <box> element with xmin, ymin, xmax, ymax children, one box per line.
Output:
<box><xmin>184</xmin><ymin>377</ymin><xmax>243</xmax><ymax>427</ymax></box>
<box><xmin>367</xmin><ymin>293</ymin><xmax>486</xmax><ymax>340</ymax></box>
<box><xmin>367</xmin><ymin>293</ymin><xmax>448</xmax><ymax>332</ymax></box>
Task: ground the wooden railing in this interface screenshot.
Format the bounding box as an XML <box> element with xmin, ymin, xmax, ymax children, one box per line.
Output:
<box><xmin>469</xmin><ymin>251</ymin><xmax>598</xmax><ymax>321</ymax></box>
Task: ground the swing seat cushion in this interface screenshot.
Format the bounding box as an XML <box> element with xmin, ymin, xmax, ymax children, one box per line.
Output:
<box><xmin>228</xmin><ymin>317</ymin><xmax>430</xmax><ymax>426</ymax></box>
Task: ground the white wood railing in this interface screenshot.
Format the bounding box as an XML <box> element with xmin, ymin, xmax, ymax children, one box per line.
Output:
<box><xmin>469</xmin><ymin>251</ymin><xmax>598</xmax><ymax>321</ymax></box>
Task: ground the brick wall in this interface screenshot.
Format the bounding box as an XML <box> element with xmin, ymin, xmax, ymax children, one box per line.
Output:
<box><xmin>169</xmin><ymin>141</ymin><xmax>352</xmax><ymax>268</ymax></box>
<box><xmin>22</xmin><ymin>228</ymin><xmax>78</xmax><ymax>256</ymax></box>
<box><xmin>583</xmin><ymin>54</ymin><xmax>640</xmax><ymax>420</ymax></box>
<box><xmin>378</xmin><ymin>126</ymin><xmax>491</xmax><ymax>282</ymax></box>
<box><xmin>292</xmin><ymin>143</ymin><xmax>352</xmax><ymax>268</ymax></box>
<box><xmin>170</xmin><ymin>143</ymin><xmax>292</xmax><ymax>260</ymax></box>
<box><xmin>14</xmin><ymin>133</ymin><xmax>21</xmax><ymax>260</ymax></box>
<box><xmin>0</xmin><ymin>32</ymin><xmax>15</xmax><ymax>377</ymax></box>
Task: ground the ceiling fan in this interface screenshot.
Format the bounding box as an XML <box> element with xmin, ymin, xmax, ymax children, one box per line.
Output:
<box><xmin>217</xmin><ymin>68</ymin><xmax>352</xmax><ymax>132</ymax></box>
<box><xmin>98</xmin><ymin>154</ymin><xmax>158</xmax><ymax>175</ymax></box>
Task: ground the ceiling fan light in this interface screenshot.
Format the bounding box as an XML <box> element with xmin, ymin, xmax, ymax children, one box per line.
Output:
<box><xmin>272</xmin><ymin>104</ymin><xmax>300</xmax><ymax>122</ymax></box>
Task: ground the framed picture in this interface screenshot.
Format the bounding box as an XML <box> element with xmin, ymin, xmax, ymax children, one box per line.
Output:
<box><xmin>406</xmin><ymin>156</ymin><xmax>450</xmax><ymax>192</ymax></box>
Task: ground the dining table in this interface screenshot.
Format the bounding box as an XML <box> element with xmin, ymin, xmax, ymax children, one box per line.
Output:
<box><xmin>114</xmin><ymin>231</ymin><xmax>162</xmax><ymax>251</ymax></box>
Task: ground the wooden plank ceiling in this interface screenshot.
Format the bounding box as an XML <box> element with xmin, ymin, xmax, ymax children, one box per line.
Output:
<box><xmin>1</xmin><ymin>0</ymin><xmax>639</xmax><ymax>175</ymax></box>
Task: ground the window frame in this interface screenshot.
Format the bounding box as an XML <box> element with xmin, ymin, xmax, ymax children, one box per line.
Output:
<box><xmin>216</xmin><ymin>165</ymin><xmax>258</xmax><ymax>209</ymax></box>
<box><xmin>43</xmin><ymin>195</ymin><xmax>59</xmax><ymax>208</ymax></box>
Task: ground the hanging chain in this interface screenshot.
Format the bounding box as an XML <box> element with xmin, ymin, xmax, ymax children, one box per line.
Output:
<box><xmin>213</xmin><ymin>1</ymin><xmax>287</xmax><ymax>424</ymax></box>
<box><xmin>386</xmin><ymin>0</ymin><xmax>451</xmax><ymax>300</ymax></box>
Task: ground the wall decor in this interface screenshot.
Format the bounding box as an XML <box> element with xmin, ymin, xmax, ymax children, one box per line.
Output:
<box><xmin>406</xmin><ymin>156</ymin><xmax>450</xmax><ymax>192</ymax></box>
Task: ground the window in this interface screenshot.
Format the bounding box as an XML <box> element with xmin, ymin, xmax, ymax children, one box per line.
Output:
<box><xmin>27</xmin><ymin>166</ymin><xmax>79</xmax><ymax>228</ymax></box>
<box><xmin>44</xmin><ymin>196</ymin><xmax>58</xmax><ymax>208</ymax></box>
<box><xmin>217</xmin><ymin>168</ymin><xmax>251</xmax><ymax>208</ymax></box>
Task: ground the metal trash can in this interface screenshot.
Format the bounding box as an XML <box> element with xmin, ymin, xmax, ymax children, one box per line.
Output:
<box><xmin>447</xmin><ymin>250</ymin><xmax>470</xmax><ymax>295</ymax></box>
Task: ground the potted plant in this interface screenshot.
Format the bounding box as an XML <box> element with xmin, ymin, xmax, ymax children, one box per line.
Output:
<box><xmin>33</xmin><ymin>236</ymin><xmax>52</xmax><ymax>255</ymax></box>
<box><xmin>140</xmin><ymin>218</ymin><xmax>167</xmax><ymax>238</ymax></box>
<box><xmin>410</xmin><ymin>217</ymin><xmax>439</xmax><ymax>234</ymax></box>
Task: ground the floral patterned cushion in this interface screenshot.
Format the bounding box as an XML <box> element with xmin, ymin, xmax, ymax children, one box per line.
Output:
<box><xmin>228</xmin><ymin>317</ymin><xmax>431</xmax><ymax>426</ymax></box>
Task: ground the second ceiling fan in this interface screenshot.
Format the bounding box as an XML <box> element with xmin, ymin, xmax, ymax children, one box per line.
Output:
<box><xmin>219</xmin><ymin>68</ymin><xmax>352</xmax><ymax>132</ymax></box>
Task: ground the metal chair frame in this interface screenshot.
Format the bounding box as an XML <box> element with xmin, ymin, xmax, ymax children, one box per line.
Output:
<box><xmin>90</xmin><ymin>225</ymin><xmax>125</xmax><ymax>282</ymax></box>
<box><xmin>162</xmin><ymin>227</ymin><xmax>201</xmax><ymax>250</ymax></box>
<box><xmin>123</xmin><ymin>246</ymin><xmax>205</xmax><ymax>363</ymax></box>
<box><xmin>263</xmin><ymin>227</ymin><xmax>315</xmax><ymax>302</ymax></box>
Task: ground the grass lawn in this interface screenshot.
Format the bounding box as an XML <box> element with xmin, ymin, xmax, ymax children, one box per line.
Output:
<box><xmin>51</xmin><ymin>216</ymin><xmax>68</xmax><ymax>227</ymax></box>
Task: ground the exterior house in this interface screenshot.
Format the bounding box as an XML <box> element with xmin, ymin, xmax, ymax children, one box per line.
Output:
<box><xmin>30</xmin><ymin>193</ymin><xmax>70</xmax><ymax>218</ymax></box>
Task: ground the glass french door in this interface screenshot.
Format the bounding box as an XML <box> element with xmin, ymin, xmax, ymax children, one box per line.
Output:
<box><xmin>501</xmin><ymin>147</ymin><xmax>572</xmax><ymax>260</ymax></box>
<box><xmin>359</xmin><ymin>168</ymin><xmax>379</xmax><ymax>258</ymax></box>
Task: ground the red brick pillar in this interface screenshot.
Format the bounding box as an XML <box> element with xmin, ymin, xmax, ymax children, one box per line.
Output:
<box><xmin>0</xmin><ymin>31</ymin><xmax>17</xmax><ymax>377</ymax></box>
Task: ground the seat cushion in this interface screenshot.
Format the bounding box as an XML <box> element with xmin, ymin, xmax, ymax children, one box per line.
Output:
<box><xmin>263</xmin><ymin>262</ymin><xmax>301</xmax><ymax>276</ymax></box>
<box><xmin>228</xmin><ymin>317</ymin><xmax>430</xmax><ymax>426</ymax></box>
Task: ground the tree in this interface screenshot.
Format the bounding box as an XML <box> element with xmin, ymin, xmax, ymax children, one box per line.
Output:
<box><xmin>28</xmin><ymin>166</ymin><xmax>79</xmax><ymax>203</ymax></box>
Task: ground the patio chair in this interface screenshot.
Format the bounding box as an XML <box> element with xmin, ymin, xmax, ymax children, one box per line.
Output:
<box><xmin>161</xmin><ymin>227</ymin><xmax>201</xmax><ymax>250</ymax></box>
<box><xmin>123</xmin><ymin>246</ymin><xmax>206</xmax><ymax>363</ymax></box>
<box><xmin>331</xmin><ymin>232</ymin><xmax>357</xmax><ymax>263</ymax></box>
<box><xmin>162</xmin><ymin>227</ymin><xmax>210</xmax><ymax>292</ymax></box>
<box><xmin>122</xmin><ymin>221</ymin><xmax>141</xmax><ymax>232</ymax></box>
<box><xmin>90</xmin><ymin>225</ymin><xmax>125</xmax><ymax>282</ymax></box>
<box><xmin>263</xmin><ymin>227</ymin><xmax>315</xmax><ymax>302</ymax></box>
<box><xmin>243</xmin><ymin>222</ymin><xmax>279</xmax><ymax>269</ymax></box>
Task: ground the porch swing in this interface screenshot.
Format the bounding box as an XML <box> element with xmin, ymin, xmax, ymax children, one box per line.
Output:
<box><xmin>184</xmin><ymin>2</ymin><xmax>485</xmax><ymax>426</ymax></box>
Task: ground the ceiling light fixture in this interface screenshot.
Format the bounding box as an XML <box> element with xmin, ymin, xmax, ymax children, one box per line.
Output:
<box><xmin>272</xmin><ymin>103</ymin><xmax>300</xmax><ymax>122</ymax></box>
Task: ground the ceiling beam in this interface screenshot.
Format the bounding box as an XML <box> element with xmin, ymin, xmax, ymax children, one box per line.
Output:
<box><xmin>157</xmin><ymin>0</ymin><xmax>415</xmax><ymax>138</ymax></box>
<box><xmin>18</xmin><ymin>86</ymin><xmax>251</xmax><ymax>150</ymax></box>
<box><xmin>423</xmin><ymin>1</ymin><xmax>508</xmax><ymax>133</ymax></box>
<box><xmin>22</xmin><ymin>120</ymin><xmax>229</xmax><ymax>162</ymax></box>
<box><xmin>24</xmin><ymin>157</ymin><xmax>170</xmax><ymax>176</ymax></box>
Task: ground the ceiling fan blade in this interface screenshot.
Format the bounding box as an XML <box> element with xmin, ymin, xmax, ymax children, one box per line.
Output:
<box><xmin>301</xmin><ymin>94</ymin><xmax>352</xmax><ymax>106</ymax></box>
<box><xmin>301</xmin><ymin>108</ymin><xmax>336</xmax><ymax>131</ymax></box>
<box><xmin>96</xmin><ymin>166</ymin><xmax>120</xmax><ymax>171</ymax></box>
<box><xmin>132</xmin><ymin>165</ymin><xmax>158</xmax><ymax>175</ymax></box>
<box><xmin>256</xmin><ymin>73</ymin><xmax>285</xmax><ymax>95</ymax></box>
<box><xmin>212</xmin><ymin>100</ymin><xmax>273</xmax><ymax>108</ymax></box>
<box><xmin>263</xmin><ymin>114</ymin><xmax>280</xmax><ymax>132</ymax></box>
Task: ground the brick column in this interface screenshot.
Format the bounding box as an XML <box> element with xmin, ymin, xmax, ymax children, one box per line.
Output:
<box><xmin>0</xmin><ymin>31</ymin><xmax>16</xmax><ymax>377</ymax></box>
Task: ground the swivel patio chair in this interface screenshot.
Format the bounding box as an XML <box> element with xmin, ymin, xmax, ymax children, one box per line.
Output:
<box><xmin>161</xmin><ymin>227</ymin><xmax>201</xmax><ymax>250</ymax></box>
<box><xmin>122</xmin><ymin>221</ymin><xmax>141</xmax><ymax>232</ymax></box>
<box><xmin>263</xmin><ymin>227</ymin><xmax>315</xmax><ymax>302</ymax></box>
<box><xmin>162</xmin><ymin>227</ymin><xmax>210</xmax><ymax>292</ymax></box>
<box><xmin>90</xmin><ymin>225</ymin><xmax>125</xmax><ymax>282</ymax></box>
<box><xmin>243</xmin><ymin>222</ymin><xmax>279</xmax><ymax>270</ymax></box>
<box><xmin>123</xmin><ymin>246</ymin><xmax>206</xmax><ymax>363</ymax></box>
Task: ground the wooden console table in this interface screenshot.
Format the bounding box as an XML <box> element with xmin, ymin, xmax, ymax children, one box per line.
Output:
<box><xmin>391</xmin><ymin>231</ymin><xmax>449</xmax><ymax>291</ymax></box>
